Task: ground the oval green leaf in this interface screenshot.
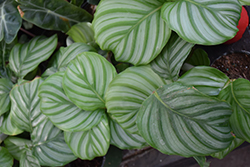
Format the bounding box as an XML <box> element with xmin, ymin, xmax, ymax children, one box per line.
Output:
<box><xmin>31</xmin><ymin>118</ymin><xmax>77</xmax><ymax>166</ymax></box>
<box><xmin>161</xmin><ymin>0</ymin><xmax>241</xmax><ymax>45</ymax></box>
<box><xmin>49</xmin><ymin>42</ymin><xmax>96</xmax><ymax>71</ymax></box>
<box><xmin>0</xmin><ymin>112</ymin><xmax>23</xmax><ymax>135</ymax></box>
<box><xmin>9</xmin><ymin>35</ymin><xmax>57</xmax><ymax>79</ymax></box>
<box><xmin>186</xmin><ymin>48</ymin><xmax>210</xmax><ymax>66</ymax></box>
<box><xmin>0</xmin><ymin>78</ymin><xmax>13</xmax><ymax>115</ymax></box>
<box><xmin>20</xmin><ymin>149</ymin><xmax>40</xmax><ymax>167</ymax></box>
<box><xmin>0</xmin><ymin>0</ymin><xmax>22</xmax><ymax>44</ymax></box>
<box><xmin>239</xmin><ymin>0</ymin><xmax>250</xmax><ymax>5</ymax></box>
<box><xmin>63</xmin><ymin>52</ymin><xmax>117</xmax><ymax>111</ymax></box>
<box><xmin>105</xmin><ymin>65</ymin><xmax>166</xmax><ymax>134</ymax></box>
<box><xmin>218</xmin><ymin>78</ymin><xmax>250</xmax><ymax>142</ymax></box>
<box><xmin>0</xmin><ymin>146</ymin><xmax>14</xmax><ymax>167</ymax></box>
<box><xmin>110</xmin><ymin>118</ymin><xmax>148</xmax><ymax>150</ymax></box>
<box><xmin>137</xmin><ymin>82</ymin><xmax>233</xmax><ymax>157</ymax></box>
<box><xmin>64</xmin><ymin>115</ymin><xmax>110</xmax><ymax>160</ymax></box>
<box><xmin>178</xmin><ymin>66</ymin><xmax>230</xmax><ymax>96</ymax></box>
<box><xmin>39</xmin><ymin>72</ymin><xmax>105</xmax><ymax>131</ymax></box>
<box><xmin>93</xmin><ymin>0</ymin><xmax>171</xmax><ymax>65</ymax></box>
<box><xmin>17</xmin><ymin>0</ymin><xmax>92</xmax><ymax>32</ymax></box>
<box><xmin>10</xmin><ymin>78</ymin><xmax>46</xmax><ymax>132</ymax></box>
<box><xmin>151</xmin><ymin>33</ymin><xmax>194</xmax><ymax>81</ymax></box>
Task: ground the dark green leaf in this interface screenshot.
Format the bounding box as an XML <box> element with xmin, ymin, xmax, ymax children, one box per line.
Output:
<box><xmin>17</xmin><ymin>0</ymin><xmax>92</xmax><ymax>32</ymax></box>
<box><xmin>193</xmin><ymin>156</ymin><xmax>210</xmax><ymax>167</ymax></box>
<box><xmin>87</xmin><ymin>0</ymin><xmax>100</xmax><ymax>5</ymax></box>
<box><xmin>137</xmin><ymin>82</ymin><xmax>233</xmax><ymax>157</ymax></box>
<box><xmin>161</xmin><ymin>0</ymin><xmax>241</xmax><ymax>45</ymax></box>
<box><xmin>151</xmin><ymin>33</ymin><xmax>194</xmax><ymax>81</ymax></box>
<box><xmin>0</xmin><ymin>0</ymin><xmax>22</xmax><ymax>43</ymax></box>
<box><xmin>105</xmin><ymin>65</ymin><xmax>166</xmax><ymax>134</ymax></box>
<box><xmin>218</xmin><ymin>78</ymin><xmax>250</xmax><ymax>142</ymax></box>
<box><xmin>187</xmin><ymin>48</ymin><xmax>210</xmax><ymax>66</ymax></box>
<box><xmin>9</xmin><ymin>35</ymin><xmax>57</xmax><ymax>79</ymax></box>
<box><xmin>0</xmin><ymin>146</ymin><xmax>14</xmax><ymax>167</ymax></box>
<box><xmin>0</xmin><ymin>78</ymin><xmax>13</xmax><ymax>115</ymax></box>
<box><xmin>178</xmin><ymin>66</ymin><xmax>230</xmax><ymax>96</ymax></box>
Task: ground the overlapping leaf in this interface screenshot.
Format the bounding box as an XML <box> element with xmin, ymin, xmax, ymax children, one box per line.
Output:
<box><xmin>110</xmin><ymin>118</ymin><xmax>148</xmax><ymax>150</ymax></box>
<box><xmin>186</xmin><ymin>48</ymin><xmax>210</xmax><ymax>66</ymax></box>
<box><xmin>31</xmin><ymin>118</ymin><xmax>77</xmax><ymax>166</ymax></box>
<box><xmin>137</xmin><ymin>82</ymin><xmax>233</xmax><ymax>157</ymax></box>
<box><xmin>9</xmin><ymin>35</ymin><xmax>57</xmax><ymax>79</ymax></box>
<box><xmin>63</xmin><ymin>52</ymin><xmax>117</xmax><ymax>111</ymax></box>
<box><xmin>10</xmin><ymin>78</ymin><xmax>46</xmax><ymax>132</ymax></box>
<box><xmin>4</xmin><ymin>137</ymin><xmax>32</xmax><ymax>161</ymax></box>
<box><xmin>239</xmin><ymin>0</ymin><xmax>250</xmax><ymax>5</ymax></box>
<box><xmin>151</xmin><ymin>33</ymin><xmax>194</xmax><ymax>81</ymax></box>
<box><xmin>93</xmin><ymin>0</ymin><xmax>171</xmax><ymax>65</ymax></box>
<box><xmin>178</xmin><ymin>66</ymin><xmax>230</xmax><ymax>96</ymax></box>
<box><xmin>0</xmin><ymin>78</ymin><xmax>13</xmax><ymax>115</ymax></box>
<box><xmin>17</xmin><ymin>0</ymin><xmax>92</xmax><ymax>32</ymax></box>
<box><xmin>0</xmin><ymin>0</ymin><xmax>22</xmax><ymax>43</ymax></box>
<box><xmin>67</xmin><ymin>22</ymin><xmax>95</xmax><ymax>45</ymax></box>
<box><xmin>218</xmin><ymin>78</ymin><xmax>250</xmax><ymax>142</ymax></box>
<box><xmin>0</xmin><ymin>112</ymin><xmax>23</xmax><ymax>135</ymax></box>
<box><xmin>161</xmin><ymin>0</ymin><xmax>241</xmax><ymax>45</ymax></box>
<box><xmin>193</xmin><ymin>156</ymin><xmax>210</xmax><ymax>167</ymax></box>
<box><xmin>105</xmin><ymin>65</ymin><xmax>166</xmax><ymax>134</ymax></box>
<box><xmin>39</xmin><ymin>72</ymin><xmax>105</xmax><ymax>131</ymax></box>
<box><xmin>0</xmin><ymin>146</ymin><xmax>14</xmax><ymax>167</ymax></box>
<box><xmin>20</xmin><ymin>149</ymin><xmax>40</xmax><ymax>167</ymax></box>
<box><xmin>211</xmin><ymin>137</ymin><xmax>244</xmax><ymax>159</ymax></box>
<box><xmin>64</xmin><ymin>115</ymin><xmax>110</xmax><ymax>160</ymax></box>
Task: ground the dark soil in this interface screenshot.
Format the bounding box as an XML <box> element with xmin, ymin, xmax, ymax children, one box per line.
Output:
<box><xmin>65</xmin><ymin>157</ymin><xmax>104</xmax><ymax>167</ymax></box>
<box><xmin>211</xmin><ymin>52</ymin><xmax>250</xmax><ymax>80</ymax></box>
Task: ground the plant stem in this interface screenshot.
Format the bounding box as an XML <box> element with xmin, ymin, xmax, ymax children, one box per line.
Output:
<box><xmin>20</xmin><ymin>27</ymin><xmax>36</xmax><ymax>37</ymax></box>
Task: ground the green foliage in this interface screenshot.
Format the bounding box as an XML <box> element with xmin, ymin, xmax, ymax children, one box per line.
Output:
<box><xmin>0</xmin><ymin>0</ymin><xmax>248</xmax><ymax>167</ymax></box>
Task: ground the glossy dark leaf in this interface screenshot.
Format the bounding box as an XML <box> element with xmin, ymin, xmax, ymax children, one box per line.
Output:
<box><xmin>187</xmin><ymin>48</ymin><xmax>210</xmax><ymax>66</ymax></box>
<box><xmin>0</xmin><ymin>0</ymin><xmax>22</xmax><ymax>43</ymax></box>
<box><xmin>17</xmin><ymin>0</ymin><xmax>92</xmax><ymax>32</ymax></box>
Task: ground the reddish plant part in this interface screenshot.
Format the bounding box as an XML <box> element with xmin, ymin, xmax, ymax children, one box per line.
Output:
<box><xmin>224</xmin><ymin>6</ymin><xmax>249</xmax><ymax>44</ymax></box>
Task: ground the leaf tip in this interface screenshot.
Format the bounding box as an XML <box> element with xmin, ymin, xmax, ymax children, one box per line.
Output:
<box><xmin>17</xmin><ymin>6</ymin><xmax>24</xmax><ymax>18</ymax></box>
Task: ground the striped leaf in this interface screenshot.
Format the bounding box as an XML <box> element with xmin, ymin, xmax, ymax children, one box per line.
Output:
<box><xmin>0</xmin><ymin>0</ymin><xmax>22</xmax><ymax>44</ymax></box>
<box><xmin>211</xmin><ymin>137</ymin><xmax>244</xmax><ymax>159</ymax></box>
<box><xmin>64</xmin><ymin>115</ymin><xmax>110</xmax><ymax>160</ymax></box>
<box><xmin>0</xmin><ymin>146</ymin><xmax>14</xmax><ymax>167</ymax></box>
<box><xmin>63</xmin><ymin>52</ymin><xmax>117</xmax><ymax>111</ymax></box>
<box><xmin>105</xmin><ymin>65</ymin><xmax>166</xmax><ymax>134</ymax></box>
<box><xmin>137</xmin><ymin>82</ymin><xmax>233</xmax><ymax>157</ymax></box>
<box><xmin>218</xmin><ymin>78</ymin><xmax>250</xmax><ymax>142</ymax></box>
<box><xmin>161</xmin><ymin>0</ymin><xmax>241</xmax><ymax>45</ymax></box>
<box><xmin>4</xmin><ymin>137</ymin><xmax>32</xmax><ymax>161</ymax></box>
<box><xmin>0</xmin><ymin>78</ymin><xmax>13</xmax><ymax>116</ymax></box>
<box><xmin>178</xmin><ymin>66</ymin><xmax>230</xmax><ymax>96</ymax></box>
<box><xmin>17</xmin><ymin>0</ymin><xmax>92</xmax><ymax>32</ymax></box>
<box><xmin>67</xmin><ymin>22</ymin><xmax>95</xmax><ymax>45</ymax></box>
<box><xmin>186</xmin><ymin>48</ymin><xmax>210</xmax><ymax>66</ymax></box>
<box><xmin>39</xmin><ymin>72</ymin><xmax>105</xmax><ymax>132</ymax></box>
<box><xmin>49</xmin><ymin>42</ymin><xmax>96</xmax><ymax>71</ymax></box>
<box><xmin>193</xmin><ymin>156</ymin><xmax>210</xmax><ymax>167</ymax></box>
<box><xmin>110</xmin><ymin>118</ymin><xmax>148</xmax><ymax>150</ymax></box>
<box><xmin>20</xmin><ymin>149</ymin><xmax>40</xmax><ymax>167</ymax></box>
<box><xmin>150</xmin><ymin>33</ymin><xmax>194</xmax><ymax>81</ymax></box>
<box><xmin>9</xmin><ymin>35</ymin><xmax>57</xmax><ymax>79</ymax></box>
<box><xmin>239</xmin><ymin>0</ymin><xmax>250</xmax><ymax>5</ymax></box>
<box><xmin>31</xmin><ymin>118</ymin><xmax>77</xmax><ymax>166</ymax></box>
<box><xmin>93</xmin><ymin>0</ymin><xmax>171</xmax><ymax>65</ymax></box>
<box><xmin>9</xmin><ymin>78</ymin><xmax>46</xmax><ymax>132</ymax></box>
<box><xmin>0</xmin><ymin>112</ymin><xmax>23</xmax><ymax>135</ymax></box>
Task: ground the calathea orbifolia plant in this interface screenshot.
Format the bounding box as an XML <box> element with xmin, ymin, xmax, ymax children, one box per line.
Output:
<box><xmin>92</xmin><ymin>0</ymin><xmax>250</xmax><ymax>166</ymax></box>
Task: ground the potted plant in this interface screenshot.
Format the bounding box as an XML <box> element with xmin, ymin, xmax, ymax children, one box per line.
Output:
<box><xmin>0</xmin><ymin>0</ymin><xmax>249</xmax><ymax>167</ymax></box>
